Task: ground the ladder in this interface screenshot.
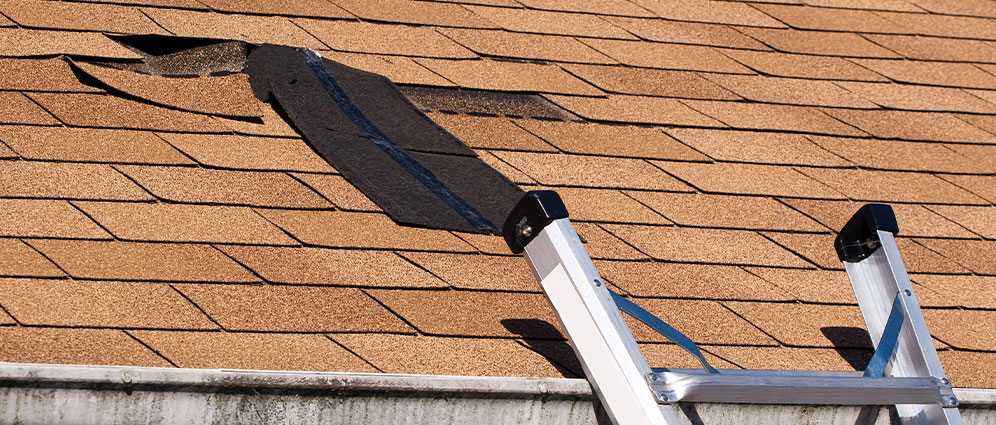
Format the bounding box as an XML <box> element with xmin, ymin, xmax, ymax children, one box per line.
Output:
<box><xmin>502</xmin><ymin>191</ymin><xmax>963</xmax><ymax>425</ymax></box>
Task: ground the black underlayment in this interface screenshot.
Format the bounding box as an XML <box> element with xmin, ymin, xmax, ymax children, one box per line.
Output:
<box><xmin>246</xmin><ymin>44</ymin><xmax>524</xmax><ymax>234</ymax></box>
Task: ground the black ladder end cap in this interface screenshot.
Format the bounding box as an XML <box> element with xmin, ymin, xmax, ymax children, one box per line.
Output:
<box><xmin>502</xmin><ymin>190</ymin><xmax>569</xmax><ymax>254</ymax></box>
<box><xmin>835</xmin><ymin>203</ymin><xmax>899</xmax><ymax>263</ymax></box>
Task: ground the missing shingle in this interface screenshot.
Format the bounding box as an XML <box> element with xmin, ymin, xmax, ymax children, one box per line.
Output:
<box><xmin>104</xmin><ymin>35</ymin><xmax>248</xmax><ymax>77</ymax></box>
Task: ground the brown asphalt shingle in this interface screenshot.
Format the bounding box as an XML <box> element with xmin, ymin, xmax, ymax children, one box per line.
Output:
<box><xmin>0</xmin><ymin>0</ymin><xmax>993</xmax><ymax>390</ymax></box>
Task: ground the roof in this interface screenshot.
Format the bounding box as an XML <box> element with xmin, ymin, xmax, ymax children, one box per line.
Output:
<box><xmin>0</xmin><ymin>0</ymin><xmax>995</xmax><ymax>391</ymax></box>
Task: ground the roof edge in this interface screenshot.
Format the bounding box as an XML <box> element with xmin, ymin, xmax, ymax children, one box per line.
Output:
<box><xmin>2</xmin><ymin>362</ymin><xmax>994</xmax><ymax>425</ymax></box>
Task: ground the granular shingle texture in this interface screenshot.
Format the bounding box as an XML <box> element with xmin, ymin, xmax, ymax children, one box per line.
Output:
<box><xmin>0</xmin><ymin>0</ymin><xmax>994</xmax><ymax>391</ymax></box>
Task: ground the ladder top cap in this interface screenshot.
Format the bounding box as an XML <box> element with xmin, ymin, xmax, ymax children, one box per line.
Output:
<box><xmin>835</xmin><ymin>203</ymin><xmax>899</xmax><ymax>263</ymax></box>
<box><xmin>502</xmin><ymin>190</ymin><xmax>569</xmax><ymax>254</ymax></box>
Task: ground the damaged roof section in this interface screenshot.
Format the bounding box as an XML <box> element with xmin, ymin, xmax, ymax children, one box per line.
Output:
<box><xmin>1</xmin><ymin>0</ymin><xmax>996</xmax><ymax>393</ymax></box>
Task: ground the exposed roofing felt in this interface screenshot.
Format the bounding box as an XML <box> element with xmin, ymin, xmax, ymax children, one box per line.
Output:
<box><xmin>0</xmin><ymin>0</ymin><xmax>995</xmax><ymax>393</ymax></box>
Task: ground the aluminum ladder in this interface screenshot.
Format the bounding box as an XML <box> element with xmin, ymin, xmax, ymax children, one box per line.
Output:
<box><xmin>502</xmin><ymin>190</ymin><xmax>963</xmax><ymax>425</ymax></box>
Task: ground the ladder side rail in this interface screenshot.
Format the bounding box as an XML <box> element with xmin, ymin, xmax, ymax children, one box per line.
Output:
<box><xmin>505</xmin><ymin>192</ymin><xmax>680</xmax><ymax>425</ymax></box>
<box><xmin>838</xmin><ymin>205</ymin><xmax>963</xmax><ymax>425</ymax></box>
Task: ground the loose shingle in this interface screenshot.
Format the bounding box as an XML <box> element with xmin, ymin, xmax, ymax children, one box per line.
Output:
<box><xmin>606</xmin><ymin>16</ymin><xmax>769</xmax><ymax>50</ymax></box>
<box><xmin>399</xmin><ymin>252</ymin><xmax>538</xmax><ymax>291</ymax></box>
<box><xmin>72</xmin><ymin>62</ymin><xmax>263</xmax><ymax>118</ymax></box>
<box><xmin>117</xmin><ymin>165</ymin><xmax>330</xmax><ymax>208</ymax></box>
<box><xmin>725</xmin><ymin>301</ymin><xmax>869</xmax><ymax>347</ymax></box>
<box><xmin>783</xmin><ymin>199</ymin><xmax>976</xmax><ymax>239</ymax></box>
<box><xmin>333</xmin><ymin>0</ymin><xmax>495</xmax><ymax>28</ymax></box>
<box><xmin>561</xmin><ymin>64</ymin><xmax>739</xmax><ymax>100</ymax></box>
<box><xmin>821</xmin><ymin>109</ymin><xmax>996</xmax><ymax>143</ymax></box>
<box><xmin>0</xmin><ymin>278</ymin><xmax>215</xmax><ymax>329</ymax></box>
<box><xmin>368</xmin><ymin>289</ymin><xmax>563</xmax><ymax>339</ymax></box>
<box><xmin>664</xmin><ymin>128</ymin><xmax>851</xmax><ymax>166</ymax></box>
<box><xmin>543</xmin><ymin>94</ymin><xmax>725</xmax><ymax>127</ymax></box>
<box><xmin>0</xmin><ymin>0</ymin><xmax>166</xmax><ymax>34</ymax></box>
<box><xmin>0</xmin><ymin>199</ymin><xmax>109</xmax><ymax>239</ymax></box>
<box><xmin>721</xmin><ymin>49</ymin><xmax>888</xmax><ymax>81</ymax></box>
<box><xmin>297</xmin><ymin>20</ymin><xmax>476</xmax><ymax>58</ymax></box>
<box><xmin>257</xmin><ymin>210</ymin><xmax>476</xmax><ymax>251</ymax></box>
<box><xmin>654</xmin><ymin>162</ymin><xmax>845</xmax><ymax>199</ymax></box>
<box><xmin>0</xmin><ymin>239</ymin><xmax>63</xmax><ymax>278</ymax></box>
<box><xmin>133</xmin><ymin>330</ymin><xmax>376</xmax><ymax>371</ymax></box>
<box><xmin>516</xmin><ymin>119</ymin><xmax>709</xmax><ymax>160</ymax></box>
<box><xmin>493</xmin><ymin>151</ymin><xmax>693</xmax><ymax>191</ymax></box>
<box><xmin>0</xmin><ymin>126</ymin><xmax>191</xmax><ymax>165</ymax></box>
<box><xmin>0</xmin><ymin>328</ymin><xmax>169</xmax><ymax>367</ymax></box>
<box><xmin>157</xmin><ymin>133</ymin><xmax>333</xmax><ymax>172</ymax></box>
<box><xmin>596</xmin><ymin>260</ymin><xmax>789</xmax><ymax>300</ymax></box>
<box><xmin>220</xmin><ymin>246</ymin><xmax>444</xmax><ymax>287</ymax></box>
<box><xmin>175</xmin><ymin>284</ymin><xmax>410</xmax><ymax>333</ymax></box>
<box><xmin>627</xmin><ymin>192</ymin><xmax>824</xmax><ymax>231</ymax></box>
<box><xmin>27</xmin><ymin>93</ymin><xmax>226</xmax><ymax>133</ymax></box>
<box><xmin>738</xmin><ymin>28</ymin><xmax>901</xmax><ymax>58</ymax></box>
<box><xmin>334</xmin><ymin>333</ymin><xmax>565</xmax><ymax>377</ymax></box>
<box><xmin>0</xmin><ymin>92</ymin><xmax>58</xmax><ymax>125</ymax></box>
<box><xmin>702</xmin><ymin>74</ymin><xmax>877</xmax><ymax>108</ymax></box>
<box><xmin>606</xmin><ymin>224</ymin><xmax>810</xmax><ymax>267</ymax></box>
<box><xmin>465</xmin><ymin>6</ymin><xmax>637</xmax><ymax>39</ymax></box>
<box><xmin>144</xmin><ymin>9</ymin><xmax>324</xmax><ymax>49</ymax></box>
<box><xmin>0</xmin><ymin>58</ymin><xmax>99</xmax><ymax>92</ymax></box>
<box><xmin>0</xmin><ymin>28</ymin><xmax>142</xmax><ymax>59</ymax></box>
<box><xmin>75</xmin><ymin>202</ymin><xmax>296</xmax><ymax>245</ymax></box>
<box><xmin>798</xmin><ymin>167</ymin><xmax>987</xmax><ymax>204</ymax></box>
<box><xmin>581</xmin><ymin>38</ymin><xmax>753</xmax><ymax>73</ymax></box>
<box><xmin>28</xmin><ymin>239</ymin><xmax>257</xmax><ymax>282</ymax></box>
<box><xmin>681</xmin><ymin>101</ymin><xmax>867</xmax><ymax>136</ymax></box>
<box><xmin>416</xmin><ymin>59</ymin><xmax>603</xmax><ymax>95</ymax></box>
<box><xmin>438</xmin><ymin>28</ymin><xmax>615</xmax><ymax>64</ymax></box>
<box><xmin>0</xmin><ymin>161</ymin><xmax>152</xmax><ymax>201</ymax></box>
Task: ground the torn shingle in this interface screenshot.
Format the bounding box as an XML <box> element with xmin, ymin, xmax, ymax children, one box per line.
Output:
<box><xmin>71</xmin><ymin>61</ymin><xmax>264</xmax><ymax>118</ymax></box>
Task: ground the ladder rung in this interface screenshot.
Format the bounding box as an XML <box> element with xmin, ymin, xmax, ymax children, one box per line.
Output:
<box><xmin>651</xmin><ymin>369</ymin><xmax>954</xmax><ymax>406</ymax></box>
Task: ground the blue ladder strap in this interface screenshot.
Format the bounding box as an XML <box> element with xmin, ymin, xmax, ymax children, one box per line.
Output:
<box><xmin>609</xmin><ymin>290</ymin><xmax>719</xmax><ymax>374</ymax></box>
<box><xmin>864</xmin><ymin>293</ymin><xmax>905</xmax><ymax>378</ymax></box>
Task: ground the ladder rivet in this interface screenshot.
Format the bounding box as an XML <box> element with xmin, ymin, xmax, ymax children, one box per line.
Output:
<box><xmin>594</xmin><ymin>279</ymin><xmax>602</xmax><ymax>287</ymax></box>
<box><xmin>948</xmin><ymin>396</ymin><xmax>958</xmax><ymax>405</ymax></box>
<box><xmin>659</xmin><ymin>393</ymin><xmax>669</xmax><ymax>401</ymax></box>
<box><xmin>941</xmin><ymin>377</ymin><xmax>950</xmax><ymax>385</ymax></box>
<box><xmin>647</xmin><ymin>373</ymin><xmax>658</xmax><ymax>381</ymax></box>
<box><xmin>520</xmin><ymin>225</ymin><xmax>533</xmax><ymax>238</ymax></box>
<box><xmin>904</xmin><ymin>289</ymin><xmax>912</xmax><ymax>296</ymax></box>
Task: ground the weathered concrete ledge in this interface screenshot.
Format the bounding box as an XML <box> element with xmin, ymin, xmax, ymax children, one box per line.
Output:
<box><xmin>1</xmin><ymin>362</ymin><xmax>993</xmax><ymax>424</ymax></box>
